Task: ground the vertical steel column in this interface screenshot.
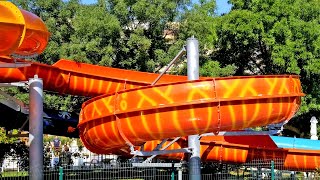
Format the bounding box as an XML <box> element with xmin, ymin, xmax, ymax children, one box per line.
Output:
<box><xmin>29</xmin><ymin>75</ymin><xmax>43</xmax><ymax>180</ymax></box>
<box><xmin>187</xmin><ymin>37</ymin><xmax>201</xmax><ymax>180</ymax></box>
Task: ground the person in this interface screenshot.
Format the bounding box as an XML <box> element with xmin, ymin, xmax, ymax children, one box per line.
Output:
<box><xmin>63</xmin><ymin>142</ymin><xmax>69</xmax><ymax>152</ymax></box>
<box><xmin>52</xmin><ymin>136</ymin><xmax>61</xmax><ymax>156</ymax></box>
<box><xmin>60</xmin><ymin>143</ymin><xmax>72</xmax><ymax>167</ymax></box>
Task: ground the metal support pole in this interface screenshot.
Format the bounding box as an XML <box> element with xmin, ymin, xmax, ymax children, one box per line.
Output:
<box><xmin>151</xmin><ymin>47</ymin><xmax>186</xmax><ymax>85</ymax></box>
<box><xmin>187</xmin><ymin>37</ymin><xmax>201</xmax><ymax>180</ymax></box>
<box><xmin>29</xmin><ymin>75</ymin><xmax>43</xmax><ymax>180</ymax></box>
<box><xmin>143</xmin><ymin>137</ymin><xmax>181</xmax><ymax>162</ymax></box>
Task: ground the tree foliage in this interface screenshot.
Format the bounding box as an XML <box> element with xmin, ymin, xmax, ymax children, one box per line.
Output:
<box><xmin>0</xmin><ymin>128</ymin><xmax>28</xmax><ymax>168</ymax></box>
<box><xmin>213</xmin><ymin>0</ymin><xmax>320</xmax><ymax>137</ymax></box>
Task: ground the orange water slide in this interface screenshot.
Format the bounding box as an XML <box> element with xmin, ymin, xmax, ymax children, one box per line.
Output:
<box><xmin>1</xmin><ymin>2</ymin><xmax>316</xmax><ymax>171</ymax></box>
<box><xmin>142</xmin><ymin>136</ymin><xmax>320</xmax><ymax>171</ymax></box>
<box><xmin>78</xmin><ymin>75</ymin><xmax>303</xmax><ymax>153</ymax></box>
<box><xmin>0</xmin><ymin>56</ymin><xmax>190</xmax><ymax>96</ymax></box>
<box><xmin>0</xmin><ymin>1</ymin><xmax>49</xmax><ymax>57</ymax></box>
<box><xmin>0</xmin><ymin>53</ymin><xmax>315</xmax><ymax>171</ymax></box>
<box><xmin>0</xmin><ymin>57</ymin><xmax>307</xmax><ymax>168</ymax></box>
<box><xmin>54</xmin><ymin>57</ymin><xmax>317</xmax><ymax>171</ymax></box>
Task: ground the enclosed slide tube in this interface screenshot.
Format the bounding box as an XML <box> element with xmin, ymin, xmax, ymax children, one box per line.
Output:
<box><xmin>0</xmin><ymin>1</ymin><xmax>49</xmax><ymax>57</ymax></box>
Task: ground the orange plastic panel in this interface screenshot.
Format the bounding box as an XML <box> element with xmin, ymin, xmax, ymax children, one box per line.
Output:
<box><xmin>14</xmin><ymin>9</ymin><xmax>50</xmax><ymax>57</ymax></box>
<box><xmin>0</xmin><ymin>1</ymin><xmax>25</xmax><ymax>55</ymax></box>
<box><xmin>0</xmin><ymin>1</ymin><xmax>49</xmax><ymax>57</ymax></box>
<box><xmin>78</xmin><ymin>76</ymin><xmax>303</xmax><ymax>153</ymax></box>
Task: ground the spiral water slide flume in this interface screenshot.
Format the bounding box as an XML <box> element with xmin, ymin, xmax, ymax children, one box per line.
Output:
<box><xmin>79</xmin><ymin>75</ymin><xmax>303</xmax><ymax>153</ymax></box>
<box><xmin>2</xmin><ymin>1</ymin><xmax>319</xmax><ymax>171</ymax></box>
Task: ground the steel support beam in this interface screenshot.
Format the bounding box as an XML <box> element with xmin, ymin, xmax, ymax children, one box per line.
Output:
<box><xmin>29</xmin><ymin>75</ymin><xmax>43</xmax><ymax>180</ymax></box>
<box><xmin>187</xmin><ymin>37</ymin><xmax>201</xmax><ymax>180</ymax></box>
<box><xmin>153</xmin><ymin>138</ymin><xmax>169</xmax><ymax>151</ymax></box>
<box><xmin>152</xmin><ymin>47</ymin><xmax>186</xmax><ymax>85</ymax></box>
<box><xmin>143</xmin><ymin>137</ymin><xmax>181</xmax><ymax>163</ymax></box>
<box><xmin>0</xmin><ymin>82</ymin><xmax>28</xmax><ymax>87</ymax></box>
<box><xmin>132</xmin><ymin>163</ymin><xmax>183</xmax><ymax>168</ymax></box>
<box><xmin>0</xmin><ymin>62</ymin><xmax>31</xmax><ymax>68</ymax></box>
<box><xmin>0</xmin><ymin>91</ymin><xmax>28</xmax><ymax>113</ymax></box>
<box><xmin>132</xmin><ymin>147</ymin><xmax>191</xmax><ymax>157</ymax></box>
<box><xmin>200</xmin><ymin>131</ymin><xmax>276</xmax><ymax>137</ymax></box>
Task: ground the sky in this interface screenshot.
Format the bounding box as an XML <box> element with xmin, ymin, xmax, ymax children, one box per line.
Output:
<box><xmin>81</xmin><ymin>0</ymin><xmax>232</xmax><ymax>15</ymax></box>
<box><xmin>215</xmin><ymin>0</ymin><xmax>232</xmax><ymax>15</ymax></box>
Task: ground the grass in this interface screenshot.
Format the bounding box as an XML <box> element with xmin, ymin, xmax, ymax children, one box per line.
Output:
<box><xmin>0</xmin><ymin>171</ymin><xmax>28</xmax><ymax>177</ymax></box>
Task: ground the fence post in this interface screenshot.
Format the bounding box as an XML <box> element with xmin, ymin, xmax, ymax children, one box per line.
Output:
<box><xmin>178</xmin><ymin>168</ymin><xmax>182</xmax><ymax>180</ymax></box>
<box><xmin>271</xmin><ymin>160</ymin><xmax>275</xmax><ymax>180</ymax></box>
<box><xmin>171</xmin><ymin>170</ymin><xmax>175</xmax><ymax>180</ymax></box>
<box><xmin>171</xmin><ymin>163</ymin><xmax>175</xmax><ymax>180</ymax></box>
<box><xmin>59</xmin><ymin>166</ymin><xmax>63</xmax><ymax>180</ymax></box>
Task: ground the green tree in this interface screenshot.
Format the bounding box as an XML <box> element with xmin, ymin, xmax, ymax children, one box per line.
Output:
<box><xmin>106</xmin><ymin>0</ymin><xmax>191</xmax><ymax>71</ymax></box>
<box><xmin>0</xmin><ymin>128</ymin><xmax>18</xmax><ymax>144</ymax></box>
<box><xmin>0</xmin><ymin>128</ymin><xmax>28</xmax><ymax>169</ymax></box>
<box><xmin>60</xmin><ymin>3</ymin><xmax>121</xmax><ymax>66</ymax></box>
<box><xmin>173</xmin><ymin>0</ymin><xmax>237</xmax><ymax>76</ymax></box>
<box><xmin>213</xmin><ymin>10</ymin><xmax>266</xmax><ymax>75</ymax></box>
<box><xmin>215</xmin><ymin>0</ymin><xmax>320</xmax><ymax>137</ymax></box>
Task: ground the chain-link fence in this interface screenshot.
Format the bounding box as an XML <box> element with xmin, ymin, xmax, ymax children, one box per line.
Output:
<box><xmin>1</xmin><ymin>156</ymin><xmax>320</xmax><ymax>180</ymax></box>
